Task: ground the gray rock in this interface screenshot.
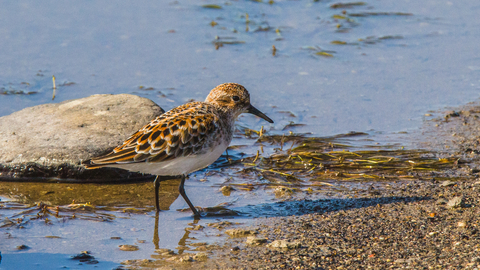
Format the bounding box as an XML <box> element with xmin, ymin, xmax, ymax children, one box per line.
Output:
<box><xmin>0</xmin><ymin>94</ymin><xmax>163</xmax><ymax>165</ymax></box>
<box><xmin>0</xmin><ymin>94</ymin><xmax>165</xmax><ymax>181</ymax></box>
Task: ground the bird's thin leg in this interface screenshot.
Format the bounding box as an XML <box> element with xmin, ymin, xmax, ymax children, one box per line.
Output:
<box><xmin>153</xmin><ymin>211</ymin><xmax>160</xmax><ymax>249</ymax></box>
<box><xmin>179</xmin><ymin>174</ymin><xmax>200</xmax><ymax>217</ymax></box>
<box><xmin>154</xmin><ymin>176</ymin><xmax>160</xmax><ymax>212</ymax></box>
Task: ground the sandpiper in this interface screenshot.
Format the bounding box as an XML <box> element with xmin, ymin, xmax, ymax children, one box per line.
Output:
<box><xmin>83</xmin><ymin>83</ymin><xmax>273</xmax><ymax>216</ymax></box>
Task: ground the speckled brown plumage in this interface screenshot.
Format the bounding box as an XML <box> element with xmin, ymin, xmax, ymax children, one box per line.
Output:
<box><xmin>85</xmin><ymin>102</ymin><xmax>224</xmax><ymax>167</ymax></box>
<box><xmin>83</xmin><ymin>83</ymin><xmax>274</xmax><ymax>216</ymax></box>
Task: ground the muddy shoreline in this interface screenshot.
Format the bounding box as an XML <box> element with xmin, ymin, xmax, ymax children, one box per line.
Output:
<box><xmin>123</xmin><ymin>102</ymin><xmax>480</xmax><ymax>269</ymax></box>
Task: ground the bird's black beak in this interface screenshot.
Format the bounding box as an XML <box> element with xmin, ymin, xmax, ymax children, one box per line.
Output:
<box><xmin>247</xmin><ymin>105</ymin><xmax>274</xmax><ymax>123</ymax></box>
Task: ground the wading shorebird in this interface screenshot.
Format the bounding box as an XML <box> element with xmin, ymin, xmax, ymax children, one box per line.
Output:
<box><xmin>83</xmin><ymin>83</ymin><xmax>273</xmax><ymax>217</ymax></box>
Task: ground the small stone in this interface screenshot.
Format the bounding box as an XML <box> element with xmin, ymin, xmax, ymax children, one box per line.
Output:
<box><xmin>440</xmin><ymin>180</ymin><xmax>456</xmax><ymax>187</ymax></box>
<box><xmin>180</xmin><ymin>255</ymin><xmax>193</xmax><ymax>262</ymax></box>
<box><xmin>207</xmin><ymin>221</ymin><xmax>235</xmax><ymax>229</ymax></box>
<box><xmin>71</xmin><ymin>251</ymin><xmax>95</xmax><ymax>261</ymax></box>
<box><xmin>266</xmin><ymin>240</ymin><xmax>301</xmax><ymax>249</ymax></box>
<box><xmin>225</xmin><ymin>228</ymin><xmax>258</xmax><ymax>237</ymax></box>
<box><xmin>274</xmin><ymin>186</ymin><xmax>293</xmax><ymax>197</ymax></box>
<box><xmin>110</xmin><ymin>236</ymin><xmax>122</xmax><ymax>240</ymax></box>
<box><xmin>457</xmin><ymin>221</ymin><xmax>467</xmax><ymax>228</ymax></box>
<box><xmin>154</xmin><ymin>248</ymin><xmax>175</xmax><ymax>256</ymax></box>
<box><xmin>394</xmin><ymin>259</ymin><xmax>407</xmax><ymax>264</ymax></box>
<box><xmin>446</xmin><ymin>196</ymin><xmax>465</xmax><ymax>208</ymax></box>
<box><xmin>193</xmin><ymin>252</ymin><xmax>208</xmax><ymax>261</ymax></box>
<box><xmin>186</xmin><ymin>225</ymin><xmax>205</xmax><ymax>231</ymax></box>
<box><xmin>246</xmin><ymin>236</ymin><xmax>267</xmax><ymax>245</ymax></box>
<box><xmin>193</xmin><ymin>225</ymin><xmax>205</xmax><ymax>230</ymax></box>
<box><xmin>119</xmin><ymin>245</ymin><xmax>139</xmax><ymax>251</ymax></box>
<box><xmin>220</xmin><ymin>185</ymin><xmax>234</xmax><ymax>196</ymax></box>
<box><xmin>121</xmin><ymin>259</ymin><xmax>136</xmax><ymax>265</ymax></box>
<box><xmin>16</xmin><ymin>245</ymin><xmax>30</xmax><ymax>250</ymax></box>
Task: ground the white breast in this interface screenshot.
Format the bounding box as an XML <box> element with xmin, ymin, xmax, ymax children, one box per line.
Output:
<box><xmin>108</xmin><ymin>140</ymin><xmax>229</xmax><ymax>176</ymax></box>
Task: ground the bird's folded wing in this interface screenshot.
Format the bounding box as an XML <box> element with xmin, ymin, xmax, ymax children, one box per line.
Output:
<box><xmin>84</xmin><ymin>102</ymin><xmax>218</xmax><ymax>168</ymax></box>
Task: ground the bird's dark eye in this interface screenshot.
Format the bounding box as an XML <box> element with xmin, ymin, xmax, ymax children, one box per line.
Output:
<box><xmin>232</xmin><ymin>96</ymin><xmax>240</xmax><ymax>102</ymax></box>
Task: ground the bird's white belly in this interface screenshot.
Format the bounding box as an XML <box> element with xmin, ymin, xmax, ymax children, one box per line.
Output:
<box><xmin>109</xmin><ymin>141</ymin><xmax>229</xmax><ymax>176</ymax></box>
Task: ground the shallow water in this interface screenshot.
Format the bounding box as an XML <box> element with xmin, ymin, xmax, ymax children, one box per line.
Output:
<box><xmin>1</xmin><ymin>0</ymin><xmax>480</xmax><ymax>268</ymax></box>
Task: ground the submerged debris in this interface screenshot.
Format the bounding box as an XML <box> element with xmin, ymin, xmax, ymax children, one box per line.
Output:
<box><xmin>0</xmin><ymin>131</ymin><xmax>465</xmax><ymax>223</ymax></box>
<box><xmin>238</xmin><ymin>132</ymin><xmax>460</xmax><ymax>190</ymax></box>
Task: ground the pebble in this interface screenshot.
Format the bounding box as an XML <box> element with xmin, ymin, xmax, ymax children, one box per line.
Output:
<box><xmin>225</xmin><ymin>228</ymin><xmax>258</xmax><ymax>237</ymax></box>
<box><xmin>193</xmin><ymin>252</ymin><xmax>208</xmax><ymax>261</ymax></box>
<box><xmin>119</xmin><ymin>245</ymin><xmax>139</xmax><ymax>251</ymax></box>
<box><xmin>440</xmin><ymin>180</ymin><xmax>456</xmax><ymax>187</ymax></box>
<box><xmin>245</xmin><ymin>236</ymin><xmax>267</xmax><ymax>245</ymax></box>
<box><xmin>266</xmin><ymin>240</ymin><xmax>301</xmax><ymax>249</ymax></box>
<box><xmin>180</xmin><ymin>255</ymin><xmax>194</xmax><ymax>262</ymax></box>
<box><xmin>186</xmin><ymin>225</ymin><xmax>205</xmax><ymax>231</ymax></box>
<box><xmin>220</xmin><ymin>185</ymin><xmax>234</xmax><ymax>196</ymax></box>
<box><xmin>207</xmin><ymin>221</ymin><xmax>235</xmax><ymax>229</ymax></box>
<box><xmin>71</xmin><ymin>251</ymin><xmax>97</xmax><ymax>264</ymax></box>
<box><xmin>154</xmin><ymin>248</ymin><xmax>175</xmax><ymax>256</ymax></box>
<box><xmin>16</xmin><ymin>245</ymin><xmax>29</xmax><ymax>250</ymax></box>
<box><xmin>446</xmin><ymin>196</ymin><xmax>465</xmax><ymax>208</ymax></box>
